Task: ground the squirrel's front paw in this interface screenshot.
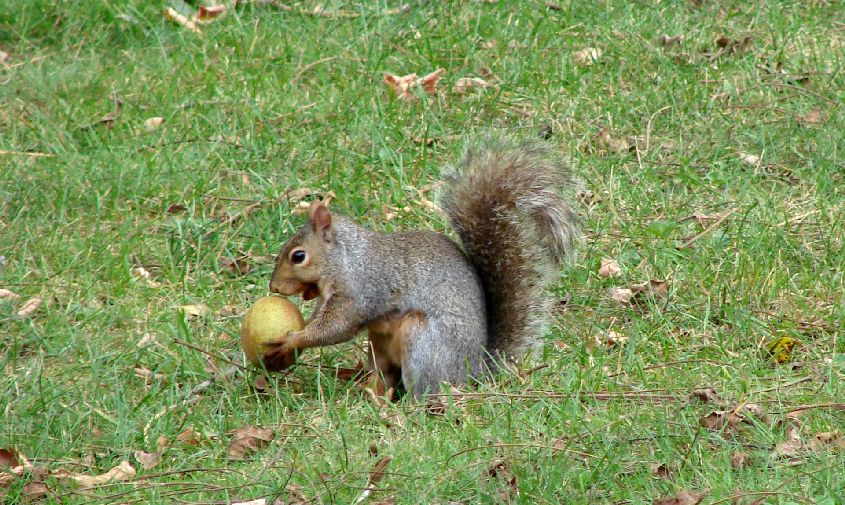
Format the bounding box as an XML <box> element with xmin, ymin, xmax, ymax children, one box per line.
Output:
<box><xmin>260</xmin><ymin>331</ymin><xmax>304</xmax><ymax>371</ymax></box>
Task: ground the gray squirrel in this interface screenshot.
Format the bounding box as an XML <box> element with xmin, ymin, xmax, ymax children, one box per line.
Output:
<box><xmin>265</xmin><ymin>138</ymin><xmax>580</xmax><ymax>398</ymax></box>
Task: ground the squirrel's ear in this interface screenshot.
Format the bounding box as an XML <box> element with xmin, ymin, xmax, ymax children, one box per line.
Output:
<box><xmin>308</xmin><ymin>201</ymin><xmax>334</xmax><ymax>241</ymax></box>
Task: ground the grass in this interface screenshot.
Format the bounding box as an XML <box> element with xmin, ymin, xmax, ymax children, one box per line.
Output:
<box><xmin>1</xmin><ymin>0</ymin><xmax>844</xmax><ymax>503</ymax></box>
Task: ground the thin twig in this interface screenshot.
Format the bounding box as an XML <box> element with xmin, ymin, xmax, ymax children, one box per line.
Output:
<box><xmin>0</xmin><ymin>150</ymin><xmax>54</xmax><ymax>157</ymax></box>
<box><xmin>677</xmin><ymin>208</ymin><xmax>736</xmax><ymax>249</ymax></box>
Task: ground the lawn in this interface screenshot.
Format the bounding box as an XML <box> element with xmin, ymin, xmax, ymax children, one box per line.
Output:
<box><xmin>1</xmin><ymin>1</ymin><xmax>844</xmax><ymax>504</ymax></box>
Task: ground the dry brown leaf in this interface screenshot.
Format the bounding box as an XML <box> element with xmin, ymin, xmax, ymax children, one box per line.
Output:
<box><xmin>164</xmin><ymin>7</ymin><xmax>202</xmax><ymax>34</ymax></box>
<box><xmin>0</xmin><ymin>289</ymin><xmax>19</xmax><ymax>301</ymax></box>
<box><xmin>197</xmin><ymin>4</ymin><xmax>227</xmax><ymax>21</ymax></box>
<box><xmin>132</xmin><ymin>266</ymin><xmax>162</xmax><ymax>287</ymax></box>
<box><xmin>17</xmin><ymin>297</ymin><xmax>42</xmax><ymax>317</ymax></box>
<box><xmin>598</xmin><ymin>258</ymin><xmax>622</xmax><ymax>278</ymax></box>
<box><xmin>176</xmin><ymin>427</ymin><xmax>202</xmax><ymax>446</ymax></box>
<box><xmin>219</xmin><ymin>257</ymin><xmax>251</xmax><ymax>276</ymax></box>
<box><xmin>731</xmin><ymin>451</ymin><xmax>751</xmax><ymax>469</ymax></box>
<box><xmin>156</xmin><ymin>435</ymin><xmax>169</xmax><ymax>452</ymax></box>
<box><xmin>454</xmin><ymin>77</ymin><xmax>491</xmax><ymax>94</ymax></box>
<box><xmin>573</xmin><ymin>47</ymin><xmax>602</xmax><ymax>65</ymax></box>
<box><xmin>0</xmin><ymin>448</ymin><xmax>20</xmax><ymax>469</ymax></box>
<box><xmin>594</xmin><ymin>127</ymin><xmax>633</xmax><ymax>154</ymax></box>
<box><xmin>166</xmin><ymin>202</ymin><xmax>187</xmax><ymax>213</ymax></box>
<box><xmin>143</xmin><ymin>116</ymin><xmax>165</xmax><ymax>131</ymax></box>
<box><xmin>650</xmin><ymin>462</ymin><xmax>671</xmax><ymax>480</ymax></box>
<box><xmin>137</xmin><ymin>333</ymin><xmax>157</xmax><ymax>349</ymax></box>
<box><xmin>251</xmin><ymin>375</ymin><xmax>273</xmax><ymax>394</ymax></box>
<box><xmin>738</xmin><ymin>151</ymin><xmax>761</xmax><ymax>167</ymax></box>
<box><xmin>133</xmin><ymin>450</ymin><xmax>161</xmax><ymax>470</ymax></box>
<box><xmin>609</xmin><ymin>287</ymin><xmax>634</xmax><ymax>305</ymax></box>
<box><xmin>807</xmin><ymin>431</ymin><xmax>845</xmax><ymax>451</ymax></box>
<box><xmin>772</xmin><ymin>426</ymin><xmax>804</xmax><ymax>459</ymax></box>
<box><xmin>653</xmin><ymin>490</ymin><xmax>707</xmax><ymax>505</ymax></box>
<box><xmin>227</xmin><ymin>425</ymin><xmax>274</xmax><ymax>459</ymax></box>
<box><xmin>71</xmin><ymin>460</ymin><xmax>136</xmax><ymax>487</ymax></box>
<box><xmin>384</xmin><ymin>68</ymin><xmax>445</xmax><ymax>101</ymax></box>
<box><xmin>219</xmin><ymin>304</ymin><xmax>243</xmax><ymax>317</ymax></box>
<box><xmin>134</xmin><ymin>366</ymin><xmax>166</xmax><ymax>384</ymax></box>
<box><xmin>691</xmin><ymin>388</ymin><xmax>723</xmax><ymax>405</ymax></box>
<box><xmin>0</xmin><ymin>50</ymin><xmax>9</xmax><ymax>63</ymax></box>
<box><xmin>483</xmin><ymin>458</ymin><xmax>519</xmax><ymax>501</ymax></box>
<box><xmin>796</xmin><ymin>110</ymin><xmax>825</xmax><ymax>125</ymax></box>
<box><xmin>661</xmin><ymin>34</ymin><xmax>684</xmax><ymax>48</ymax></box>
<box><xmin>178</xmin><ymin>303</ymin><xmax>211</xmax><ymax>318</ymax></box>
<box><xmin>284</xmin><ymin>483</ymin><xmax>308</xmax><ymax>505</ymax></box>
<box><xmin>631</xmin><ymin>279</ymin><xmax>669</xmax><ymax>298</ymax></box>
<box><xmin>22</xmin><ymin>481</ymin><xmax>50</xmax><ymax>499</ymax></box>
<box><xmin>700</xmin><ymin>410</ymin><xmax>744</xmax><ymax>432</ymax></box>
<box><xmin>592</xmin><ymin>330</ymin><xmax>628</xmax><ymax>348</ymax></box>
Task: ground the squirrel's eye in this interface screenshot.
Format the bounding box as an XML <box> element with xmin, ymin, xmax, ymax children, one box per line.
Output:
<box><xmin>290</xmin><ymin>250</ymin><xmax>307</xmax><ymax>264</ymax></box>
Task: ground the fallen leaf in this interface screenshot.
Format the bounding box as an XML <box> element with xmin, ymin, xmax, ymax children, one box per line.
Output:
<box><xmin>691</xmin><ymin>388</ymin><xmax>723</xmax><ymax>405</ymax></box>
<box><xmin>219</xmin><ymin>257</ymin><xmax>251</xmax><ymax>276</ymax></box>
<box><xmin>176</xmin><ymin>427</ymin><xmax>202</xmax><ymax>446</ymax></box>
<box><xmin>227</xmin><ymin>425</ymin><xmax>274</xmax><ymax>459</ymax></box>
<box><xmin>650</xmin><ymin>462</ymin><xmax>671</xmax><ymax>480</ymax></box>
<box><xmin>0</xmin><ymin>289</ymin><xmax>20</xmax><ymax>301</ymax></box>
<box><xmin>0</xmin><ymin>448</ymin><xmax>20</xmax><ymax>469</ymax></box>
<box><xmin>609</xmin><ymin>287</ymin><xmax>634</xmax><ymax>305</ymax></box>
<box><xmin>738</xmin><ymin>151</ymin><xmax>761</xmax><ymax>167</ymax></box>
<box><xmin>132</xmin><ymin>266</ymin><xmax>162</xmax><ymax>287</ymax></box>
<box><xmin>284</xmin><ymin>483</ymin><xmax>308</xmax><ymax>505</ymax></box>
<box><xmin>219</xmin><ymin>304</ymin><xmax>243</xmax><ymax>317</ymax></box>
<box><xmin>765</xmin><ymin>336</ymin><xmax>801</xmax><ymax>364</ymax></box>
<box><xmin>598</xmin><ymin>258</ymin><xmax>622</xmax><ymax>278</ymax></box>
<box><xmin>483</xmin><ymin>458</ymin><xmax>519</xmax><ymax>501</ymax></box>
<box><xmin>454</xmin><ymin>77</ymin><xmax>491</xmax><ymax>94</ymax></box>
<box><xmin>807</xmin><ymin>431</ymin><xmax>845</xmax><ymax>451</ymax></box>
<box><xmin>0</xmin><ymin>50</ymin><xmax>8</xmax><ymax>63</ymax></box>
<box><xmin>143</xmin><ymin>116</ymin><xmax>165</xmax><ymax>131</ymax></box>
<box><xmin>731</xmin><ymin>451</ymin><xmax>751</xmax><ymax>469</ymax></box>
<box><xmin>134</xmin><ymin>366</ymin><xmax>166</xmax><ymax>384</ymax></box>
<box><xmin>592</xmin><ymin>330</ymin><xmax>628</xmax><ymax>348</ymax></box>
<box><xmin>197</xmin><ymin>4</ymin><xmax>227</xmax><ymax>21</ymax></box>
<box><xmin>353</xmin><ymin>455</ymin><xmax>393</xmax><ymax>504</ymax></box>
<box><xmin>178</xmin><ymin>303</ymin><xmax>211</xmax><ymax>318</ymax></box>
<box><xmin>700</xmin><ymin>410</ymin><xmax>744</xmax><ymax>432</ymax></box>
<box><xmin>796</xmin><ymin>110</ymin><xmax>825</xmax><ymax>125</ymax></box>
<box><xmin>164</xmin><ymin>7</ymin><xmax>202</xmax><ymax>34</ymax></box>
<box><xmin>383</xmin><ymin>68</ymin><xmax>445</xmax><ymax>101</ymax></box>
<box><xmin>22</xmin><ymin>481</ymin><xmax>50</xmax><ymax>499</ymax></box>
<box><xmin>251</xmin><ymin>375</ymin><xmax>273</xmax><ymax>394</ymax></box>
<box><xmin>661</xmin><ymin>34</ymin><xmax>684</xmax><ymax>48</ymax></box>
<box><xmin>166</xmin><ymin>203</ymin><xmax>187</xmax><ymax>213</ymax></box>
<box><xmin>71</xmin><ymin>460</ymin><xmax>136</xmax><ymax>487</ymax></box>
<box><xmin>573</xmin><ymin>47</ymin><xmax>602</xmax><ymax>65</ymax></box>
<box><xmin>17</xmin><ymin>297</ymin><xmax>42</xmax><ymax>317</ymax></box>
<box><xmin>772</xmin><ymin>426</ymin><xmax>804</xmax><ymax>459</ymax></box>
<box><xmin>133</xmin><ymin>450</ymin><xmax>161</xmax><ymax>470</ymax></box>
<box><xmin>137</xmin><ymin>333</ymin><xmax>157</xmax><ymax>349</ymax></box>
<box><xmin>594</xmin><ymin>127</ymin><xmax>633</xmax><ymax>154</ymax></box>
<box><xmin>157</xmin><ymin>435</ymin><xmax>169</xmax><ymax>452</ymax></box>
<box><xmin>653</xmin><ymin>489</ymin><xmax>707</xmax><ymax>505</ymax></box>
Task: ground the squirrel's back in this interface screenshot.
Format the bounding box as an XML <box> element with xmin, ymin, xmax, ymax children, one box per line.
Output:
<box><xmin>439</xmin><ymin>138</ymin><xmax>580</xmax><ymax>361</ymax></box>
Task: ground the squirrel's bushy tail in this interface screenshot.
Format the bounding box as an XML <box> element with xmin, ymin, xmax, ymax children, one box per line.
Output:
<box><xmin>439</xmin><ymin>138</ymin><xmax>580</xmax><ymax>361</ymax></box>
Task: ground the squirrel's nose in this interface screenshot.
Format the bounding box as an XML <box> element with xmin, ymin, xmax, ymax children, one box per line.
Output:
<box><xmin>269</xmin><ymin>280</ymin><xmax>282</xmax><ymax>294</ymax></box>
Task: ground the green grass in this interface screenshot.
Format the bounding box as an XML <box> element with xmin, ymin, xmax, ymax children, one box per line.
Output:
<box><xmin>2</xmin><ymin>0</ymin><xmax>844</xmax><ymax>503</ymax></box>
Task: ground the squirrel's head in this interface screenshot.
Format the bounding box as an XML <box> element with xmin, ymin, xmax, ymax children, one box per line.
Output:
<box><xmin>269</xmin><ymin>200</ymin><xmax>335</xmax><ymax>300</ymax></box>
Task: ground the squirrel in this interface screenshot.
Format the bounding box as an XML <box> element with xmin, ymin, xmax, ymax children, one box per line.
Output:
<box><xmin>265</xmin><ymin>138</ymin><xmax>580</xmax><ymax>398</ymax></box>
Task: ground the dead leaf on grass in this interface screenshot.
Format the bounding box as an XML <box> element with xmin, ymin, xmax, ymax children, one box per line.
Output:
<box><xmin>134</xmin><ymin>366</ymin><xmax>166</xmax><ymax>384</ymax></box>
<box><xmin>164</xmin><ymin>7</ymin><xmax>202</xmax><ymax>34</ymax></box>
<box><xmin>653</xmin><ymin>489</ymin><xmax>707</xmax><ymax>505</ymax></box>
<box><xmin>796</xmin><ymin>109</ymin><xmax>825</xmax><ymax>125</ymax></box>
<box><xmin>807</xmin><ymin>431</ymin><xmax>845</xmax><ymax>451</ymax></box>
<box><xmin>772</xmin><ymin>425</ymin><xmax>804</xmax><ymax>460</ymax></box>
<box><xmin>592</xmin><ymin>330</ymin><xmax>628</xmax><ymax>348</ymax></box>
<box><xmin>650</xmin><ymin>462</ymin><xmax>672</xmax><ymax>480</ymax></box>
<box><xmin>197</xmin><ymin>4</ymin><xmax>227</xmax><ymax>22</ymax></box>
<box><xmin>483</xmin><ymin>458</ymin><xmax>519</xmax><ymax>502</ymax></box>
<box><xmin>631</xmin><ymin>279</ymin><xmax>669</xmax><ymax>299</ymax></box>
<box><xmin>0</xmin><ymin>448</ymin><xmax>20</xmax><ymax>469</ymax></box>
<box><xmin>691</xmin><ymin>388</ymin><xmax>724</xmax><ymax>405</ymax></box>
<box><xmin>133</xmin><ymin>450</ymin><xmax>161</xmax><ymax>470</ymax></box>
<box><xmin>354</xmin><ymin>455</ymin><xmax>394</xmax><ymax>504</ymax></box>
<box><xmin>593</xmin><ymin>127</ymin><xmax>634</xmax><ymax>154</ymax></box>
<box><xmin>143</xmin><ymin>116</ymin><xmax>165</xmax><ymax>131</ymax></box>
<box><xmin>17</xmin><ymin>297</ymin><xmax>42</xmax><ymax>317</ymax></box>
<box><xmin>738</xmin><ymin>151</ymin><xmax>761</xmax><ymax>168</ymax></box>
<box><xmin>714</xmin><ymin>35</ymin><xmax>753</xmax><ymax>56</ymax></box>
<box><xmin>573</xmin><ymin>47</ymin><xmax>602</xmax><ymax>65</ymax></box>
<box><xmin>454</xmin><ymin>77</ymin><xmax>491</xmax><ymax>94</ymax></box>
<box><xmin>0</xmin><ymin>289</ymin><xmax>20</xmax><ymax>301</ymax></box>
<box><xmin>609</xmin><ymin>287</ymin><xmax>634</xmax><ymax>305</ymax></box>
<box><xmin>132</xmin><ymin>266</ymin><xmax>162</xmax><ymax>288</ymax></box>
<box><xmin>22</xmin><ymin>481</ymin><xmax>50</xmax><ymax>499</ymax></box>
<box><xmin>227</xmin><ymin>425</ymin><xmax>274</xmax><ymax>459</ymax></box>
<box><xmin>598</xmin><ymin>258</ymin><xmax>622</xmax><ymax>278</ymax></box>
<box><xmin>178</xmin><ymin>303</ymin><xmax>211</xmax><ymax>319</ymax></box>
<box><xmin>701</xmin><ymin>403</ymin><xmax>768</xmax><ymax>432</ymax></box>
<box><xmin>660</xmin><ymin>34</ymin><xmax>684</xmax><ymax>48</ymax></box>
<box><xmin>0</xmin><ymin>50</ymin><xmax>9</xmax><ymax>63</ymax></box>
<box><xmin>731</xmin><ymin>451</ymin><xmax>751</xmax><ymax>469</ymax></box>
<box><xmin>176</xmin><ymin>427</ymin><xmax>202</xmax><ymax>446</ymax></box>
<box><xmin>251</xmin><ymin>375</ymin><xmax>273</xmax><ymax>394</ymax></box>
<box><xmin>384</xmin><ymin>68</ymin><xmax>445</xmax><ymax>101</ymax></box>
<box><xmin>219</xmin><ymin>257</ymin><xmax>251</xmax><ymax>276</ymax></box>
<box><xmin>137</xmin><ymin>333</ymin><xmax>157</xmax><ymax>349</ymax></box>
<box><xmin>70</xmin><ymin>460</ymin><xmax>136</xmax><ymax>487</ymax></box>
